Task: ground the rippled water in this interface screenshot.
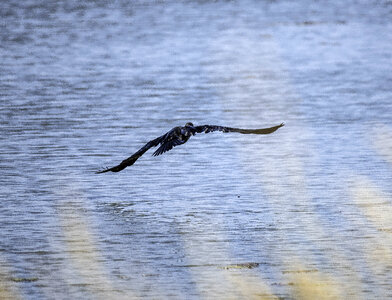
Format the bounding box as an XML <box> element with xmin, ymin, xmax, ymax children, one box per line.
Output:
<box><xmin>1</xmin><ymin>0</ymin><xmax>392</xmax><ymax>299</ymax></box>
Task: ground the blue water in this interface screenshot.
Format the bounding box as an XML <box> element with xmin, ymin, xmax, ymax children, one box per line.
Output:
<box><xmin>1</xmin><ymin>1</ymin><xmax>391</xmax><ymax>299</ymax></box>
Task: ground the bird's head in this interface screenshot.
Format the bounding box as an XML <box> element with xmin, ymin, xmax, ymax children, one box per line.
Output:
<box><xmin>185</xmin><ymin>122</ymin><xmax>196</xmax><ymax>135</ymax></box>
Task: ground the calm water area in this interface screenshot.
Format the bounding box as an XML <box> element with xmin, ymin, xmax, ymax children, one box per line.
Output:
<box><xmin>1</xmin><ymin>0</ymin><xmax>391</xmax><ymax>299</ymax></box>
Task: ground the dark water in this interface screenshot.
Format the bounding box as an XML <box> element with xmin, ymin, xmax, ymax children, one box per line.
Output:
<box><xmin>1</xmin><ymin>0</ymin><xmax>392</xmax><ymax>299</ymax></box>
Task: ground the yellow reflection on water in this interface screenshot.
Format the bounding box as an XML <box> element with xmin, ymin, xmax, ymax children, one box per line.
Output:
<box><xmin>55</xmin><ymin>183</ymin><xmax>136</xmax><ymax>300</ymax></box>
<box><xmin>0</xmin><ymin>260</ymin><xmax>21</xmax><ymax>300</ymax></box>
<box><xmin>58</xmin><ymin>201</ymin><xmax>129</xmax><ymax>300</ymax></box>
<box><xmin>289</xmin><ymin>266</ymin><xmax>342</xmax><ymax>300</ymax></box>
<box><xmin>181</xmin><ymin>220</ymin><xmax>277</xmax><ymax>299</ymax></box>
<box><xmin>351</xmin><ymin>177</ymin><xmax>392</xmax><ymax>272</ymax></box>
<box><xmin>372</xmin><ymin>125</ymin><xmax>392</xmax><ymax>165</ymax></box>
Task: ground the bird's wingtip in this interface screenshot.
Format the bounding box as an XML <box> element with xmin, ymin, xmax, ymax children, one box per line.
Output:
<box><xmin>96</xmin><ymin>167</ymin><xmax>110</xmax><ymax>174</ymax></box>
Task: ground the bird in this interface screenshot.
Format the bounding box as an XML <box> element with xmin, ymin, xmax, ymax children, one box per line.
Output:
<box><xmin>96</xmin><ymin>122</ymin><xmax>284</xmax><ymax>173</ymax></box>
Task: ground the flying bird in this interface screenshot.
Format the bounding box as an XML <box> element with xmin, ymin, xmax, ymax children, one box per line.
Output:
<box><xmin>96</xmin><ymin>122</ymin><xmax>284</xmax><ymax>173</ymax></box>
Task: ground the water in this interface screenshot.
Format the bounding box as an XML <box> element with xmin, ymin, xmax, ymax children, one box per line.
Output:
<box><xmin>1</xmin><ymin>0</ymin><xmax>391</xmax><ymax>299</ymax></box>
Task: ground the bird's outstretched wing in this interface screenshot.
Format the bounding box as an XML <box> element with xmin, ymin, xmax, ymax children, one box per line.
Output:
<box><xmin>194</xmin><ymin>123</ymin><xmax>284</xmax><ymax>134</ymax></box>
<box><xmin>96</xmin><ymin>135</ymin><xmax>164</xmax><ymax>173</ymax></box>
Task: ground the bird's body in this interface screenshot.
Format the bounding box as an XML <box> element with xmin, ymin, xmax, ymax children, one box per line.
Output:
<box><xmin>96</xmin><ymin>122</ymin><xmax>284</xmax><ymax>173</ymax></box>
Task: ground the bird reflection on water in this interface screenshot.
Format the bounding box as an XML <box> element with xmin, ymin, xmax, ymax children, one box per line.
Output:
<box><xmin>97</xmin><ymin>122</ymin><xmax>284</xmax><ymax>173</ymax></box>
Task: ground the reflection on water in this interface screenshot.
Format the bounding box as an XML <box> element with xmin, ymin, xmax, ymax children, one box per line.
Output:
<box><xmin>1</xmin><ymin>0</ymin><xmax>391</xmax><ymax>299</ymax></box>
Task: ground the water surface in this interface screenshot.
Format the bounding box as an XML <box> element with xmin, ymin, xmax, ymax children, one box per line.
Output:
<box><xmin>1</xmin><ymin>0</ymin><xmax>391</xmax><ymax>299</ymax></box>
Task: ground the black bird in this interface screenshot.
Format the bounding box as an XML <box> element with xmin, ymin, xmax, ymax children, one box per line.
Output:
<box><xmin>96</xmin><ymin>122</ymin><xmax>284</xmax><ymax>173</ymax></box>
